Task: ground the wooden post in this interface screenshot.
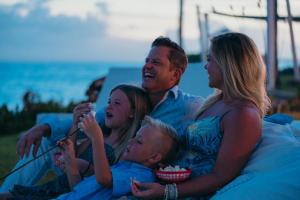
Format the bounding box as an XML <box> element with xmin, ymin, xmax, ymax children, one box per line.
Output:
<box><xmin>179</xmin><ymin>0</ymin><xmax>184</xmax><ymax>47</ymax></box>
<box><xmin>267</xmin><ymin>0</ymin><xmax>277</xmax><ymax>91</ymax></box>
<box><xmin>286</xmin><ymin>0</ymin><xmax>300</xmax><ymax>82</ymax></box>
<box><xmin>196</xmin><ymin>5</ymin><xmax>206</xmax><ymax>62</ymax></box>
<box><xmin>204</xmin><ymin>13</ymin><xmax>209</xmax><ymax>52</ymax></box>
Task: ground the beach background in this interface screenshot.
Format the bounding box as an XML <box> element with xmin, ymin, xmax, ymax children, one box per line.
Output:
<box><xmin>1</xmin><ymin>0</ymin><xmax>300</xmax><ymax>186</ymax></box>
<box><xmin>0</xmin><ymin>59</ymin><xmax>294</xmax><ymax>111</ymax></box>
<box><xmin>0</xmin><ymin>61</ymin><xmax>142</xmax><ymax>110</ymax></box>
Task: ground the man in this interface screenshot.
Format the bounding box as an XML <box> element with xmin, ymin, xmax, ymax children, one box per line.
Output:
<box><xmin>0</xmin><ymin>37</ymin><xmax>203</xmax><ymax>192</ymax></box>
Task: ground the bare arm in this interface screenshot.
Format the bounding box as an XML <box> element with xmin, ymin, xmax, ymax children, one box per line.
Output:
<box><xmin>132</xmin><ymin>106</ymin><xmax>262</xmax><ymax>199</ymax></box>
<box><xmin>177</xmin><ymin>107</ymin><xmax>261</xmax><ymax>197</ymax></box>
<box><xmin>80</xmin><ymin>113</ymin><xmax>113</xmax><ymax>188</ymax></box>
<box><xmin>58</xmin><ymin>139</ymin><xmax>82</xmax><ymax>189</ymax></box>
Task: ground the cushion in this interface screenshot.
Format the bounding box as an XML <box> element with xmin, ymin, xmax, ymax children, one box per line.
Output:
<box><xmin>211</xmin><ymin>121</ymin><xmax>300</xmax><ymax>200</ymax></box>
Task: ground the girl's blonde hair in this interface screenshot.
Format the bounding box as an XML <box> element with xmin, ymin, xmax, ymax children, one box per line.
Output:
<box><xmin>110</xmin><ymin>84</ymin><xmax>151</xmax><ymax>162</ymax></box>
<box><xmin>197</xmin><ymin>32</ymin><xmax>271</xmax><ymax>117</ymax></box>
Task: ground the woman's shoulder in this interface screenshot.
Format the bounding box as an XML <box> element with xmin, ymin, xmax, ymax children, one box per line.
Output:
<box><xmin>227</xmin><ymin>100</ymin><xmax>259</xmax><ymax>115</ymax></box>
<box><xmin>223</xmin><ymin>101</ymin><xmax>261</xmax><ymax>126</ymax></box>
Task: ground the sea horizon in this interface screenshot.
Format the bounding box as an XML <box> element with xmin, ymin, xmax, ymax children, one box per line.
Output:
<box><xmin>0</xmin><ymin>59</ymin><xmax>297</xmax><ymax>111</ymax></box>
<box><xmin>0</xmin><ymin>61</ymin><xmax>142</xmax><ymax>111</ymax></box>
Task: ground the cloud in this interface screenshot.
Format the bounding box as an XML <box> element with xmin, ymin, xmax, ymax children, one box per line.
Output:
<box><xmin>0</xmin><ymin>1</ymin><xmax>150</xmax><ymax>62</ymax></box>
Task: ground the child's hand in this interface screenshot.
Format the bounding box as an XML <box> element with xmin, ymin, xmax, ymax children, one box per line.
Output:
<box><xmin>72</xmin><ymin>102</ymin><xmax>94</xmax><ymax>126</ymax></box>
<box><xmin>131</xmin><ymin>177</ymin><xmax>140</xmax><ymax>192</ymax></box>
<box><xmin>54</xmin><ymin>152</ymin><xmax>66</xmax><ymax>171</ymax></box>
<box><xmin>131</xmin><ymin>182</ymin><xmax>165</xmax><ymax>199</ymax></box>
<box><xmin>78</xmin><ymin>112</ymin><xmax>102</xmax><ymax>139</ymax></box>
<box><xmin>57</xmin><ymin>139</ymin><xmax>78</xmax><ymax>173</ymax></box>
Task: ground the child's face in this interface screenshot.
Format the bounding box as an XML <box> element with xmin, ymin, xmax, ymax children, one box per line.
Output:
<box><xmin>105</xmin><ymin>89</ymin><xmax>133</xmax><ymax>129</ymax></box>
<box><xmin>121</xmin><ymin>125</ymin><xmax>162</xmax><ymax>166</ymax></box>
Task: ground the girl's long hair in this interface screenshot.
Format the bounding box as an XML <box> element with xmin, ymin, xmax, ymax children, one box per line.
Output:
<box><xmin>110</xmin><ymin>84</ymin><xmax>151</xmax><ymax>162</ymax></box>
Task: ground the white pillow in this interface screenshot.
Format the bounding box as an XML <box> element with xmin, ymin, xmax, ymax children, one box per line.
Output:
<box><xmin>211</xmin><ymin>121</ymin><xmax>300</xmax><ymax>200</ymax></box>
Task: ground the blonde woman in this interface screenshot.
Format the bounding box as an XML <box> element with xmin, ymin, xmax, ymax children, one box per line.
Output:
<box><xmin>132</xmin><ymin>32</ymin><xmax>271</xmax><ymax>199</ymax></box>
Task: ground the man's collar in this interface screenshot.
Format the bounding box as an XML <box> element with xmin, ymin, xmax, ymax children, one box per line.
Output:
<box><xmin>161</xmin><ymin>85</ymin><xmax>179</xmax><ymax>103</ymax></box>
<box><xmin>168</xmin><ymin>85</ymin><xmax>179</xmax><ymax>99</ymax></box>
<box><xmin>152</xmin><ymin>85</ymin><xmax>179</xmax><ymax>110</ymax></box>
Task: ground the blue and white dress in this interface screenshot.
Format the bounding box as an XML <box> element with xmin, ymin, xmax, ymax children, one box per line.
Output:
<box><xmin>174</xmin><ymin>114</ymin><xmax>228</xmax><ymax>199</ymax></box>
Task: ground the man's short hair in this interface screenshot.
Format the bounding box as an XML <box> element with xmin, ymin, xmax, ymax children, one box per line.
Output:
<box><xmin>152</xmin><ymin>36</ymin><xmax>188</xmax><ymax>73</ymax></box>
<box><xmin>141</xmin><ymin>116</ymin><xmax>179</xmax><ymax>164</ymax></box>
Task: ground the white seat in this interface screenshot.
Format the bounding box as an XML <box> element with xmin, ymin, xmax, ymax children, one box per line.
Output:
<box><xmin>95</xmin><ymin>63</ymin><xmax>213</xmax><ymax>110</ymax></box>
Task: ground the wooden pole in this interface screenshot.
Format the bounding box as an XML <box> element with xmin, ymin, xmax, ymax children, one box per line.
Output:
<box><xmin>196</xmin><ymin>5</ymin><xmax>206</xmax><ymax>62</ymax></box>
<box><xmin>204</xmin><ymin>13</ymin><xmax>209</xmax><ymax>52</ymax></box>
<box><xmin>267</xmin><ymin>0</ymin><xmax>277</xmax><ymax>91</ymax></box>
<box><xmin>179</xmin><ymin>0</ymin><xmax>184</xmax><ymax>47</ymax></box>
<box><xmin>286</xmin><ymin>0</ymin><xmax>300</xmax><ymax>82</ymax></box>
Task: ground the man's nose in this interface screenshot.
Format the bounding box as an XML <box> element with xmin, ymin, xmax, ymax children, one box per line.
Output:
<box><xmin>143</xmin><ymin>62</ymin><xmax>152</xmax><ymax>69</ymax></box>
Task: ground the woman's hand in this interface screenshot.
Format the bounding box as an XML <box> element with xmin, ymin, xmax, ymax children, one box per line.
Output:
<box><xmin>131</xmin><ymin>182</ymin><xmax>165</xmax><ymax>199</ymax></box>
<box><xmin>78</xmin><ymin>112</ymin><xmax>102</xmax><ymax>140</ymax></box>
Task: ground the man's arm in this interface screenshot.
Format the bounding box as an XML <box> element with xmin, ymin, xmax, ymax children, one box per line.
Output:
<box><xmin>16</xmin><ymin>124</ymin><xmax>51</xmax><ymax>158</ymax></box>
<box><xmin>15</xmin><ymin>104</ymin><xmax>106</xmax><ymax>158</ymax></box>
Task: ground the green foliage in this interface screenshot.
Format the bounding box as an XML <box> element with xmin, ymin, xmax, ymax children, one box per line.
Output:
<box><xmin>277</xmin><ymin>68</ymin><xmax>300</xmax><ymax>100</ymax></box>
<box><xmin>0</xmin><ymin>91</ymin><xmax>78</xmax><ymax>136</ymax></box>
<box><xmin>187</xmin><ymin>53</ymin><xmax>202</xmax><ymax>63</ymax></box>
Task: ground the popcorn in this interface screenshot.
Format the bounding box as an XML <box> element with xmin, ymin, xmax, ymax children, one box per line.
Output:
<box><xmin>89</xmin><ymin>110</ymin><xmax>96</xmax><ymax>117</ymax></box>
<box><xmin>159</xmin><ymin>165</ymin><xmax>187</xmax><ymax>172</ymax></box>
<box><xmin>77</xmin><ymin>110</ymin><xmax>96</xmax><ymax>131</ymax></box>
<box><xmin>156</xmin><ymin>165</ymin><xmax>191</xmax><ymax>183</ymax></box>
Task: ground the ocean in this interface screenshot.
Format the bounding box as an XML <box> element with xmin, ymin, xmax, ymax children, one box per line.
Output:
<box><xmin>0</xmin><ymin>59</ymin><xmax>294</xmax><ymax>111</ymax></box>
<box><xmin>0</xmin><ymin>61</ymin><xmax>142</xmax><ymax>110</ymax></box>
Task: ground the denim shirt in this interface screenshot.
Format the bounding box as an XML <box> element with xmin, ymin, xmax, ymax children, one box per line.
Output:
<box><xmin>41</xmin><ymin>85</ymin><xmax>203</xmax><ymax>143</ymax></box>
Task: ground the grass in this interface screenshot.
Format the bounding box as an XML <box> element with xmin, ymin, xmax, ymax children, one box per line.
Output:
<box><xmin>0</xmin><ymin>133</ymin><xmax>56</xmax><ymax>186</ymax></box>
<box><xmin>0</xmin><ymin>133</ymin><xmax>19</xmax><ymax>185</ymax></box>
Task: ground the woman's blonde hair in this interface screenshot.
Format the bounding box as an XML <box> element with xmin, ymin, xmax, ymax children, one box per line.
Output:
<box><xmin>110</xmin><ymin>84</ymin><xmax>152</xmax><ymax>162</ymax></box>
<box><xmin>197</xmin><ymin>32</ymin><xmax>271</xmax><ymax>117</ymax></box>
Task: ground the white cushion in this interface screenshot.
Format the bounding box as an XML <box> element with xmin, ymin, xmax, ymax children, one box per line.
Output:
<box><xmin>211</xmin><ymin>121</ymin><xmax>300</xmax><ymax>200</ymax></box>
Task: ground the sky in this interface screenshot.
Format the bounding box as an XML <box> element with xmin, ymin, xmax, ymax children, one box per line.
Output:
<box><xmin>1</xmin><ymin>0</ymin><xmax>300</xmax><ymax>62</ymax></box>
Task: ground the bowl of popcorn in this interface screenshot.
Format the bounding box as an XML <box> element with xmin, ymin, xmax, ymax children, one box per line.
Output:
<box><xmin>156</xmin><ymin>165</ymin><xmax>191</xmax><ymax>183</ymax></box>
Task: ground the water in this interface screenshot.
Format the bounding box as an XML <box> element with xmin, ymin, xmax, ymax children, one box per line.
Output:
<box><xmin>0</xmin><ymin>59</ymin><xmax>295</xmax><ymax>111</ymax></box>
<box><xmin>0</xmin><ymin>61</ymin><xmax>141</xmax><ymax>110</ymax></box>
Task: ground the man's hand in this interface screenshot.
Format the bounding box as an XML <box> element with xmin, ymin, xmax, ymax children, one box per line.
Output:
<box><xmin>16</xmin><ymin>124</ymin><xmax>50</xmax><ymax>158</ymax></box>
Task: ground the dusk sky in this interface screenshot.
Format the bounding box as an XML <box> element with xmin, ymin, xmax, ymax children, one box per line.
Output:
<box><xmin>1</xmin><ymin>0</ymin><xmax>300</xmax><ymax>62</ymax></box>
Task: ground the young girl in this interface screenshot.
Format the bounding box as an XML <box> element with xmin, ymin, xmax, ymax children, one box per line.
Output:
<box><xmin>5</xmin><ymin>84</ymin><xmax>151</xmax><ymax>200</ymax></box>
<box><xmin>60</xmin><ymin>84</ymin><xmax>152</xmax><ymax>178</ymax></box>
